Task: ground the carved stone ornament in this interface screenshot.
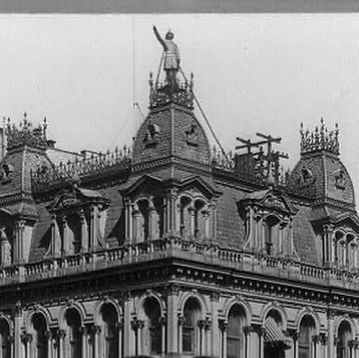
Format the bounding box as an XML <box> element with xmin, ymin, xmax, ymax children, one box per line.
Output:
<box><xmin>185</xmin><ymin>124</ymin><xmax>199</xmax><ymax>147</ymax></box>
<box><xmin>296</xmin><ymin>167</ymin><xmax>315</xmax><ymax>188</ymax></box>
<box><xmin>144</xmin><ymin>123</ymin><xmax>160</xmax><ymax>147</ymax></box>
<box><xmin>335</xmin><ymin>170</ymin><xmax>346</xmax><ymax>190</ymax></box>
<box><xmin>0</xmin><ymin>163</ymin><xmax>14</xmax><ymax>183</ymax></box>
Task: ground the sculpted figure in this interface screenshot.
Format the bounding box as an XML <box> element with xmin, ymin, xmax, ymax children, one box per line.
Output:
<box><xmin>153</xmin><ymin>26</ymin><xmax>180</xmax><ymax>89</ymax></box>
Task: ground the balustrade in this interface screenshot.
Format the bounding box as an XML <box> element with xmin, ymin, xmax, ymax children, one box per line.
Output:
<box><xmin>0</xmin><ymin>236</ymin><xmax>357</xmax><ymax>288</ymax></box>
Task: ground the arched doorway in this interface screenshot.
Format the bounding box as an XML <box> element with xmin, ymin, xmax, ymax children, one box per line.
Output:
<box><xmin>31</xmin><ymin>313</ymin><xmax>48</xmax><ymax>358</ymax></box>
<box><xmin>264</xmin><ymin>310</ymin><xmax>291</xmax><ymax>358</ymax></box>
<box><xmin>64</xmin><ymin>308</ymin><xmax>82</xmax><ymax>358</ymax></box>
<box><xmin>182</xmin><ymin>297</ymin><xmax>201</xmax><ymax>355</ymax></box>
<box><xmin>100</xmin><ymin>304</ymin><xmax>119</xmax><ymax>358</ymax></box>
<box><xmin>227</xmin><ymin>304</ymin><xmax>246</xmax><ymax>358</ymax></box>
<box><xmin>143</xmin><ymin>297</ymin><xmax>162</xmax><ymax>355</ymax></box>
<box><xmin>298</xmin><ymin>315</ymin><xmax>316</xmax><ymax>358</ymax></box>
<box><xmin>337</xmin><ymin>321</ymin><xmax>352</xmax><ymax>358</ymax></box>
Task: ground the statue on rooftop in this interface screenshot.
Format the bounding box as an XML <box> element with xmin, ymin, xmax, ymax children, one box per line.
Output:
<box><xmin>153</xmin><ymin>26</ymin><xmax>180</xmax><ymax>91</ymax></box>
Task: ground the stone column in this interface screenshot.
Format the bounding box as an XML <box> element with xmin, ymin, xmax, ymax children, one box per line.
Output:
<box><xmin>243</xmin><ymin>326</ymin><xmax>254</xmax><ymax>358</ymax></box>
<box><xmin>288</xmin><ymin>329</ymin><xmax>299</xmax><ymax>358</ymax></box>
<box><xmin>80</xmin><ymin>325</ymin><xmax>89</xmax><ymax>358</ymax></box>
<box><xmin>203</xmin><ymin>318</ymin><xmax>212</xmax><ymax>356</ymax></box>
<box><xmin>13</xmin><ymin>303</ymin><xmax>23</xmax><ymax>358</ymax></box>
<box><xmin>14</xmin><ymin>220</ymin><xmax>25</xmax><ymax>264</ymax></box>
<box><xmin>61</xmin><ymin>215</ymin><xmax>69</xmax><ymax>255</ymax></box>
<box><xmin>124</xmin><ymin>199</ymin><xmax>132</xmax><ymax>244</ymax></box>
<box><xmin>252</xmin><ymin>325</ymin><xmax>265</xmax><ymax>358</ymax></box>
<box><xmin>353</xmin><ymin>338</ymin><xmax>359</xmax><ymax>358</ymax></box>
<box><xmin>313</xmin><ymin>334</ymin><xmax>320</xmax><ymax>358</ymax></box>
<box><xmin>167</xmin><ymin>285</ymin><xmax>179</xmax><ymax>354</ymax></box>
<box><xmin>44</xmin><ymin>330</ymin><xmax>52</xmax><ymax>358</ymax></box>
<box><xmin>20</xmin><ymin>333</ymin><xmax>32</xmax><ymax>358</ymax></box>
<box><xmin>209</xmin><ymin>200</ymin><xmax>217</xmax><ymax>241</ymax></box>
<box><xmin>80</xmin><ymin>209</ymin><xmax>89</xmax><ymax>252</ymax></box>
<box><xmin>93</xmin><ymin>325</ymin><xmax>101</xmax><ymax>358</ymax></box>
<box><xmin>0</xmin><ymin>228</ymin><xmax>11</xmax><ymax>266</ymax></box>
<box><xmin>50</xmin><ymin>215</ymin><xmax>61</xmax><ymax>257</ymax></box>
<box><xmin>123</xmin><ymin>294</ymin><xmax>135</xmax><ymax>357</ymax></box>
<box><xmin>188</xmin><ymin>206</ymin><xmax>195</xmax><ymax>238</ymax></box>
<box><xmin>147</xmin><ymin>197</ymin><xmax>156</xmax><ymax>240</ymax></box>
<box><xmin>116</xmin><ymin>321</ymin><xmax>123</xmax><ymax>358</ymax></box>
<box><xmin>130</xmin><ymin>318</ymin><xmax>144</xmax><ymax>356</ymax></box>
<box><xmin>202</xmin><ymin>209</ymin><xmax>210</xmax><ymax>240</ymax></box>
<box><xmin>329</xmin><ymin>309</ymin><xmax>336</xmax><ymax>358</ymax></box>
<box><xmin>349</xmin><ymin>340</ymin><xmax>355</xmax><ymax>358</ymax></box>
<box><xmin>8</xmin><ymin>334</ymin><xmax>14</xmax><ymax>358</ymax></box>
<box><xmin>178</xmin><ymin>315</ymin><xmax>185</xmax><ymax>353</ymax></box>
<box><xmin>218</xmin><ymin>320</ymin><xmax>228</xmax><ymax>358</ymax></box>
<box><xmin>210</xmin><ymin>293</ymin><xmax>220</xmax><ymax>358</ymax></box>
<box><xmin>56</xmin><ymin>329</ymin><xmax>66</xmax><ymax>358</ymax></box>
<box><xmin>323</xmin><ymin>224</ymin><xmax>334</xmax><ymax>266</ymax></box>
<box><xmin>166</xmin><ymin>188</ymin><xmax>178</xmax><ymax>235</ymax></box>
<box><xmin>160</xmin><ymin>316</ymin><xmax>167</xmax><ymax>354</ymax></box>
<box><xmin>197</xmin><ymin>320</ymin><xmax>205</xmax><ymax>356</ymax></box>
<box><xmin>278</xmin><ymin>222</ymin><xmax>285</xmax><ymax>255</ymax></box>
<box><xmin>320</xmin><ymin>333</ymin><xmax>328</xmax><ymax>358</ymax></box>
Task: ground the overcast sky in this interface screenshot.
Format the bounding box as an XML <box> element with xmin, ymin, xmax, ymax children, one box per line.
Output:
<box><xmin>0</xmin><ymin>14</ymin><xmax>358</xmax><ymax>202</ymax></box>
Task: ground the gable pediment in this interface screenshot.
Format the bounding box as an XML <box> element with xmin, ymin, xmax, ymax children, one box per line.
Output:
<box><xmin>334</xmin><ymin>212</ymin><xmax>359</xmax><ymax>234</ymax></box>
<box><xmin>239</xmin><ymin>189</ymin><xmax>297</xmax><ymax>215</ymax></box>
<box><xmin>48</xmin><ymin>186</ymin><xmax>109</xmax><ymax>213</ymax></box>
<box><xmin>120</xmin><ymin>175</ymin><xmax>164</xmax><ymax>197</ymax></box>
<box><xmin>178</xmin><ymin>175</ymin><xmax>221</xmax><ymax>199</ymax></box>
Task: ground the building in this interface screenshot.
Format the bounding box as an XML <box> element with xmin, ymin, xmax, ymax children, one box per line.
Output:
<box><xmin>0</xmin><ymin>30</ymin><xmax>357</xmax><ymax>358</ymax></box>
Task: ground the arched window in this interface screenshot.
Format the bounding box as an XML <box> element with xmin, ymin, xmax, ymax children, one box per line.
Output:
<box><xmin>227</xmin><ymin>305</ymin><xmax>246</xmax><ymax>358</ymax></box>
<box><xmin>0</xmin><ymin>319</ymin><xmax>10</xmax><ymax>358</ymax></box>
<box><xmin>65</xmin><ymin>309</ymin><xmax>82</xmax><ymax>358</ymax></box>
<box><xmin>32</xmin><ymin>313</ymin><xmax>48</xmax><ymax>358</ymax></box>
<box><xmin>100</xmin><ymin>304</ymin><xmax>119</xmax><ymax>358</ymax></box>
<box><xmin>67</xmin><ymin>214</ymin><xmax>82</xmax><ymax>254</ymax></box>
<box><xmin>337</xmin><ymin>321</ymin><xmax>352</xmax><ymax>358</ymax></box>
<box><xmin>264</xmin><ymin>216</ymin><xmax>279</xmax><ymax>255</ymax></box>
<box><xmin>298</xmin><ymin>316</ymin><xmax>315</xmax><ymax>358</ymax></box>
<box><xmin>143</xmin><ymin>297</ymin><xmax>162</xmax><ymax>355</ymax></box>
<box><xmin>182</xmin><ymin>297</ymin><xmax>201</xmax><ymax>354</ymax></box>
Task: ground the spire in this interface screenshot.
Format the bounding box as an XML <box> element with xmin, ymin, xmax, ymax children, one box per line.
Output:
<box><xmin>300</xmin><ymin>118</ymin><xmax>339</xmax><ymax>156</ymax></box>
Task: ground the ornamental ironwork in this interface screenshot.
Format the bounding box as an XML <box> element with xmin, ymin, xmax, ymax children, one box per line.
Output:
<box><xmin>300</xmin><ymin>118</ymin><xmax>339</xmax><ymax>155</ymax></box>
<box><xmin>5</xmin><ymin>114</ymin><xmax>48</xmax><ymax>150</ymax></box>
<box><xmin>149</xmin><ymin>72</ymin><xmax>194</xmax><ymax>110</ymax></box>
<box><xmin>31</xmin><ymin>146</ymin><xmax>131</xmax><ymax>189</ymax></box>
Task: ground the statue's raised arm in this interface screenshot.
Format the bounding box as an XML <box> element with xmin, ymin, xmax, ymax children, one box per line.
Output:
<box><xmin>153</xmin><ymin>26</ymin><xmax>167</xmax><ymax>50</ymax></box>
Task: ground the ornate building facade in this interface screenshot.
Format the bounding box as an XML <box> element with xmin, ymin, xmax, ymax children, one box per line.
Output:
<box><xmin>0</xmin><ymin>33</ymin><xmax>357</xmax><ymax>358</ymax></box>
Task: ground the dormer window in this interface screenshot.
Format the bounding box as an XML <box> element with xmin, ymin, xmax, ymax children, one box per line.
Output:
<box><xmin>48</xmin><ymin>186</ymin><xmax>110</xmax><ymax>257</ymax></box>
<box><xmin>239</xmin><ymin>189</ymin><xmax>299</xmax><ymax>259</ymax></box>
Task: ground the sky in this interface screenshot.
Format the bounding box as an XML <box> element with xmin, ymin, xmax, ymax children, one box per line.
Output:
<box><xmin>0</xmin><ymin>14</ymin><xmax>358</xmax><ymax>202</ymax></box>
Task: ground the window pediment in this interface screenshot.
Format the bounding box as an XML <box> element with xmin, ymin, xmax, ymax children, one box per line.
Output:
<box><xmin>239</xmin><ymin>189</ymin><xmax>297</xmax><ymax>216</ymax></box>
<box><xmin>48</xmin><ymin>186</ymin><xmax>110</xmax><ymax>213</ymax></box>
